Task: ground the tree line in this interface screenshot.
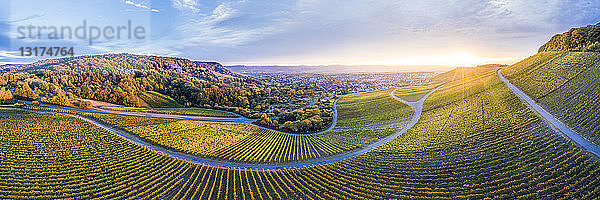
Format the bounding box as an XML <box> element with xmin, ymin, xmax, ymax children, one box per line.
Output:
<box><xmin>539</xmin><ymin>23</ymin><xmax>600</xmax><ymax>52</ymax></box>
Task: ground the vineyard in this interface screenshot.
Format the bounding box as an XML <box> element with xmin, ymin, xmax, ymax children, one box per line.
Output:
<box><xmin>99</xmin><ymin>106</ymin><xmax>239</xmax><ymax>118</ymax></box>
<box><xmin>207</xmin><ymin>127</ymin><xmax>359</xmax><ymax>163</ymax></box>
<box><xmin>336</xmin><ymin>88</ymin><xmax>412</xmax><ymax>129</ymax></box>
<box><xmin>0</xmin><ymin>109</ymin><xmax>187</xmax><ymax>199</ymax></box>
<box><xmin>392</xmin><ymin>83</ymin><xmax>441</xmax><ymax>102</ymax></box>
<box><xmin>96</xmin><ymin>116</ymin><xmax>254</xmax><ymax>157</ymax></box>
<box><xmin>430</xmin><ymin>64</ymin><xmax>503</xmax><ymax>83</ymax></box>
<box><xmin>504</xmin><ymin>51</ymin><xmax>600</xmax><ymax>145</ymax></box>
<box><xmin>24</xmin><ymin>108</ymin><xmax>401</xmax><ymax>164</ymax></box>
<box><xmin>3</xmin><ymin>66</ymin><xmax>600</xmax><ymax>199</ymax></box>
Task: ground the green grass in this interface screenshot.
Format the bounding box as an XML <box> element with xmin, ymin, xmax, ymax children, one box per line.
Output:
<box><xmin>137</xmin><ymin>91</ymin><xmax>182</xmax><ymax>108</ymax></box>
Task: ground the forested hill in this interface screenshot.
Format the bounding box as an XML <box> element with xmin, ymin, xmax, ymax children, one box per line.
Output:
<box><xmin>0</xmin><ymin>53</ymin><xmax>316</xmax><ymax>117</ymax></box>
<box><xmin>3</xmin><ymin>53</ymin><xmax>253</xmax><ymax>107</ymax></box>
<box><xmin>13</xmin><ymin>53</ymin><xmax>246</xmax><ymax>81</ymax></box>
<box><xmin>538</xmin><ymin>22</ymin><xmax>600</xmax><ymax>52</ymax></box>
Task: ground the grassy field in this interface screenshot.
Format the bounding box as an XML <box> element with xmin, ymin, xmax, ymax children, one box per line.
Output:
<box><xmin>72</xmin><ymin>112</ymin><xmax>257</xmax><ymax>159</ymax></box>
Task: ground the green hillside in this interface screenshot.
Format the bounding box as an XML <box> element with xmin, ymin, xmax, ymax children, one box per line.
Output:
<box><xmin>5</xmin><ymin>22</ymin><xmax>600</xmax><ymax>200</ymax></box>
<box><xmin>504</xmin><ymin>51</ymin><xmax>600</xmax><ymax>145</ymax></box>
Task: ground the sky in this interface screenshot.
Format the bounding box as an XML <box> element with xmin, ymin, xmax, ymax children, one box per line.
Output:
<box><xmin>1</xmin><ymin>0</ymin><xmax>600</xmax><ymax>67</ymax></box>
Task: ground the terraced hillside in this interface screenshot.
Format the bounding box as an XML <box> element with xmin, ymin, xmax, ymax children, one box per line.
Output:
<box><xmin>83</xmin><ymin>87</ymin><xmax>414</xmax><ymax>164</ymax></box>
<box><xmin>4</xmin><ymin>66</ymin><xmax>600</xmax><ymax>199</ymax></box>
<box><xmin>503</xmin><ymin>51</ymin><xmax>600</xmax><ymax>145</ymax></box>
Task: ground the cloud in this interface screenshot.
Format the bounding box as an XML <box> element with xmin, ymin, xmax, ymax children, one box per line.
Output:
<box><xmin>6</xmin><ymin>14</ymin><xmax>45</xmax><ymax>23</ymax></box>
<box><xmin>0</xmin><ymin>50</ymin><xmax>30</xmax><ymax>65</ymax></box>
<box><xmin>0</xmin><ymin>50</ymin><xmax>27</xmax><ymax>59</ymax></box>
<box><xmin>89</xmin><ymin>40</ymin><xmax>183</xmax><ymax>57</ymax></box>
<box><xmin>12</xmin><ymin>0</ymin><xmax>599</xmax><ymax>66</ymax></box>
<box><xmin>171</xmin><ymin>0</ymin><xmax>200</xmax><ymax>13</ymax></box>
<box><xmin>124</xmin><ymin>0</ymin><xmax>159</xmax><ymax>12</ymax></box>
<box><xmin>169</xmin><ymin>1</ymin><xmax>289</xmax><ymax>47</ymax></box>
<box><xmin>211</xmin><ymin>3</ymin><xmax>237</xmax><ymax>21</ymax></box>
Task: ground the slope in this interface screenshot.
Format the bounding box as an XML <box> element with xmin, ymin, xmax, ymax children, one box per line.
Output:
<box><xmin>503</xmin><ymin>51</ymin><xmax>600</xmax><ymax>145</ymax></box>
<box><xmin>431</xmin><ymin>64</ymin><xmax>504</xmax><ymax>83</ymax></box>
<box><xmin>137</xmin><ymin>91</ymin><xmax>182</xmax><ymax>108</ymax></box>
<box><xmin>5</xmin><ymin>66</ymin><xmax>600</xmax><ymax>199</ymax></box>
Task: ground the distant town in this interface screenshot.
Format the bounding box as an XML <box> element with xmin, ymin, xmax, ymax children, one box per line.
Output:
<box><xmin>239</xmin><ymin>71</ymin><xmax>437</xmax><ymax>95</ymax></box>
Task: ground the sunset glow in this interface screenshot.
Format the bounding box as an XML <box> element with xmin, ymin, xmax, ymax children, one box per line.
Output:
<box><xmin>361</xmin><ymin>51</ymin><xmax>518</xmax><ymax>67</ymax></box>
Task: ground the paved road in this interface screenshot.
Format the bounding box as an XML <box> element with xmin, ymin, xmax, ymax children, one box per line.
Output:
<box><xmin>93</xmin><ymin>107</ymin><xmax>258</xmax><ymax>122</ymax></box>
<box><xmin>18</xmin><ymin>100</ymin><xmax>255</xmax><ymax>123</ymax></box>
<box><xmin>498</xmin><ymin>69</ymin><xmax>600</xmax><ymax>157</ymax></box>
<box><xmin>35</xmin><ymin>86</ymin><xmax>440</xmax><ymax>170</ymax></box>
<box><xmin>20</xmin><ymin>98</ymin><xmax>340</xmax><ymax>136</ymax></box>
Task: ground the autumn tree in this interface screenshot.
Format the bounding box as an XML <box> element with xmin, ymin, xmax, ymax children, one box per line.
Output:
<box><xmin>0</xmin><ymin>87</ymin><xmax>13</xmax><ymax>103</ymax></box>
<box><xmin>79</xmin><ymin>101</ymin><xmax>92</xmax><ymax>109</ymax></box>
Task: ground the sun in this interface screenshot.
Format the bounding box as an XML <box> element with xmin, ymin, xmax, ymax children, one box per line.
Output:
<box><xmin>444</xmin><ymin>51</ymin><xmax>481</xmax><ymax>67</ymax></box>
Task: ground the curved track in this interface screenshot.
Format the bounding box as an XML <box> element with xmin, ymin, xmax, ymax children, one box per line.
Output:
<box><xmin>24</xmin><ymin>98</ymin><xmax>340</xmax><ymax>136</ymax></box>
<box><xmin>498</xmin><ymin>69</ymin><xmax>600</xmax><ymax>157</ymax></box>
<box><xmin>33</xmin><ymin>86</ymin><xmax>440</xmax><ymax>170</ymax></box>
<box><xmin>37</xmin><ymin>103</ymin><xmax>256</xmax><ymax>123</ymax></box>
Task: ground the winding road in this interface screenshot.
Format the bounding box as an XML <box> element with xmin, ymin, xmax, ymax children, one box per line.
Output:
<box><xmin>27</xmin><ymin>68</ymin><xmax>600</xmax><ymax>169</ymax></box>
<box><xmin>28</xmin><ymin>86</ymin><xmax>441</xmax><ymax>170</ymax></box>
<box><xmin>18</xmin><ymin>100</ymin><xmax>255</xmax><ymax>123</ymax></box>
<box><xmin>25</xmin><ymin>97</ymin><xmax>341</xmax><ymax>137</ymax></box>
<box><xmin>498</xmin><ymin>69</ymin><xmax>600</xmax><ymax>157</ymax></box>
